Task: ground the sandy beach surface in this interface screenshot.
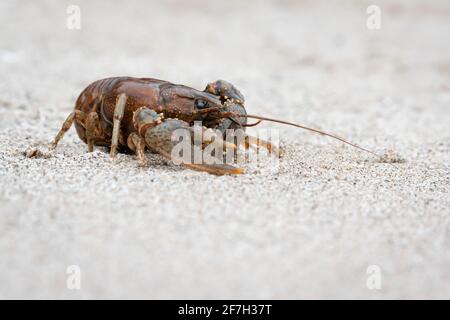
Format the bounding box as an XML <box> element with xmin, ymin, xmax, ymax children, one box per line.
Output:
<box><xmin>0</xmin><ymin>0</ymin><xmax>449</xmax><ymax>299</ymax></box>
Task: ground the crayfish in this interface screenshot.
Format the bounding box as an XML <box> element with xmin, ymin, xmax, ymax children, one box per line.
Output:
<box><xmin>28</xmin><ymin>77</ymin><xmax>381</xmax><ymax>175</ymax></box>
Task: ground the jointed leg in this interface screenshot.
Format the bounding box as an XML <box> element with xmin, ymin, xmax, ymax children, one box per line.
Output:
<box><xmin>110</xmin><ymin>93</ymin><xmax>127</xmax><ymax>158</ymax></box>
<box><xmin>86</xmin><ymin>112</ymin><xmax>100</xmax><ymax>152</ymax></box>
<box><xmin>127</xmin><ymin>133</ymin><xmax>148</xmax><ymax>167</ymax></box>
<box><xmin>200</xmin><ymin>127</ymin><xmax>237</xmax><ymax>151</ymax></box>
<box><xmin>245</xmin><ymin>134</ymin><xmax>283</xmax><ymax>157</ymax></box>
<box><xmin>50</xmin><ymin>110</ymin><xmax>85</xmax><ymax>150</ymax></box>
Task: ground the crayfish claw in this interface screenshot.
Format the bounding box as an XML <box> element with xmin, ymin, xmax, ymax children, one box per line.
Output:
<box><xmin>183</xmin><ymin>163</ymin><xmax>244</xmax><ymax>176</ymax></box>
<box><xmin>204</xmin><ymin>80</ymin><xmax>245</xmax><ymax>104</ymax></box>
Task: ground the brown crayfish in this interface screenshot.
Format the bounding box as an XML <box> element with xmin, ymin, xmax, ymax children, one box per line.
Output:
<box><xmin>28</xmin><ymin>77</ymin><xmax>381</xmax><ymax>175</ymax></box>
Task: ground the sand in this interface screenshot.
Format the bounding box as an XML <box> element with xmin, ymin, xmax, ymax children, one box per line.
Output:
<box><xmin>0</xmin><ymin>0</ymin><xmax>449</xmax><ymax>299</ymax></box>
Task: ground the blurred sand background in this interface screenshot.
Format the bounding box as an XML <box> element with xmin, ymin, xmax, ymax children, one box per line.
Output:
<box><xmin>0</xmin><ymin>0</ymin><xmax>449</xmax><ymax>299</ymax></box>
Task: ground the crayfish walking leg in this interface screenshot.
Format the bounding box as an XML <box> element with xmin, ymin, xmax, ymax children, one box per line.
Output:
<box><xmin>127</xmin><ymin>133</ymin><xmax>148</xmax><ymax>167</ymax></box>
<box><xmin>110</xmin><ymin>93</ymin><xmax>127</xmax><ymax>159</ymax></box>
<box><xmin>49</xmin><ymin>110</ymin><xmax>85</xmax><ymax>150</ymax></box>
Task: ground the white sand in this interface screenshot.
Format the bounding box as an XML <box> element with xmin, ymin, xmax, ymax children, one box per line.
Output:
<box><xmin>0</xmin><ymin>0</ymin><xmax>449</xmax><ymax>299</ymax></box>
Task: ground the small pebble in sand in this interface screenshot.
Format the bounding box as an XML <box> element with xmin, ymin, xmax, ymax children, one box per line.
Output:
<box><xmin>379</xmin><ymin>149</ymin><xmax>406</xmax><ymax>163</ymax></box>
<box><xmin>23</xmin><ymin>147</ymin><xmax>51</xmax><ymax>159</ymax></box>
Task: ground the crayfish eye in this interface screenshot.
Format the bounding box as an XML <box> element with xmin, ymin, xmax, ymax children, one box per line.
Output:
<box><xmin>195</xmin><ymin>99</ymin><xmax>209</xmax><ymax>109</ymax></box>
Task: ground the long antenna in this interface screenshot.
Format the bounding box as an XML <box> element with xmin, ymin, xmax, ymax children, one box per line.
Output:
<box><xmin>232</xmin><ymin>113</ymin><xmax>382</xmax><ymax>159</ymax></box>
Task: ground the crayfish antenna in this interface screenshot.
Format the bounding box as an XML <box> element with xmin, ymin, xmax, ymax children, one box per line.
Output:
<box><xmin>233</xmin><ymin>113</ymin><xmax>391</xmax><ymax>163</ymax></box>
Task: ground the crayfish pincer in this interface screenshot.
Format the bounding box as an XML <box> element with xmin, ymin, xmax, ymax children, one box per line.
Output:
<box><xmin>28</xmin><ymin>77</ymin><xmax>386</xmax><ymax>175</ymax></box>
